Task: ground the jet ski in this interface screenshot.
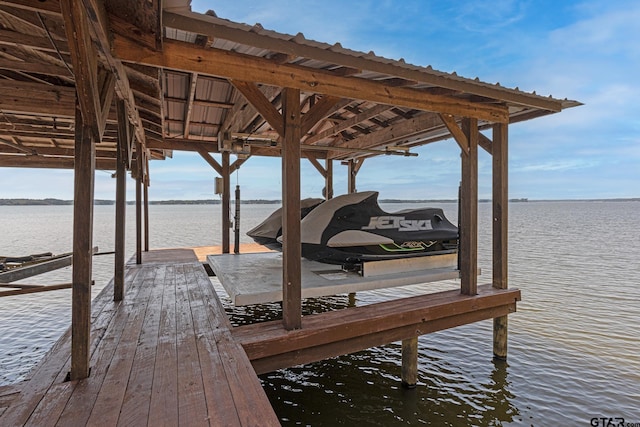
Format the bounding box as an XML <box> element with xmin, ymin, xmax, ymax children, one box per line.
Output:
<box><xmin>246</xmin><ymin>198</ymin><xmax>324</xmax><ymax>248</ymax></box>
<box><xmin>298</xmin><ymin>191</ymin><xmax>458</xmax><ymax>266</ymax></box>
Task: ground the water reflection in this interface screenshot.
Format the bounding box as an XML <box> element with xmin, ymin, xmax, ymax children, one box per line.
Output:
<box><xmin>258</xmin><ymin>346</ymin><xmax>521</xmax><ymax>426</ymax></box>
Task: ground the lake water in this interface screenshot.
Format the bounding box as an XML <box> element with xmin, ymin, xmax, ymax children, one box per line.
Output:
<box><xmin>1</xmin><ymin>201</ymin><xmax>639</xmax><ymax>426</ymax></box>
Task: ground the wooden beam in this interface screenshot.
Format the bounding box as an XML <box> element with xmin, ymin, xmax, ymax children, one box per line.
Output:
<box><xmin>492</xmin><ymin>122</ymin><xmax>509</xmax><ymax>359</ymax></box>
<box><xmin>0</xmin><ymin>57</ymin><xmax>71</xmax><ymax>77</ymax></box>
<box><xmin>0</xmin><ymin>155</ymin><xmax>116</xmax><ymax>169</ymax></box>
<box><xmin>147</xmin><ymin>138</ymin><xmax>218</xmax><ymax>153</ymax></box>
<box><xmin>76</xmin><ymin>0</ymin><xmax>146</xmax><ymax>144</ymax></box>
<box><xmin>183</xmin><ymin>73</ymin><xmax>198</xmax><ymax>138</ymax></box>
<box><xmin>60</xmin><ymin>0</ymin><xmax>103</xmax><ymax>140</ymax></box>
<box><xmin>231</xmin><ymin>80</ymin><xmax>285</xmax><ymax>136</ymax></box>
<box><xmin>300</xmin><ymin>95</ymin><xmax>343</xmax><ymax>135</ymax></box>
<box><xmin>233</xmin><ymin>285</ymin><xmax>520</xmax><ymax>374</ymax></box>
<box><xmin>0</xmin><ymin>80</ymin><xmax>75</xmax><ymax>116</ymax></box>
<box><xmin>163</xmin><ymin>10</ymin><xmax>562</xmax><ymax>112</ymax></box>
<box><xmin>281</xmin><ymin>87</ymin><xmax>302</xmax><ymax>330</ymax></box>
<box><xmin>70</xmin><ymin>99</ymin><xmax>95</xmax><ymax>380</ymax></box>
<box><xmin>478</xmin><ymin>132</ymin><xmax>493</xmax><ymax>155</ymax></box>
<box><xmin>222</xmin><ymin>85</ymin><xmax>280</xmax><ymax>135</ymax></box>
<box><xmin>307</xmin><ymin>157</ymin><xmax>326</xmax><ymax>178</ymax></box>
<box><xmin>197</xmin><ymin>148</ymin><xmax>222</xmax><ymax>175</ymax></box>
<box><xmin>113</xmin><ymin>37</ymin><xmax>510</xmax><ymax>123</ymax></box>
<box><xmin>230</xmin><ymin>156</ymin><xmax>249</xmax><ymax>173</ymax></box>
<box><xmin>438</xmin><ymin>113</ymin><xmax>468</xmax><ymax>153</ymax></box>
<box><xmin>460</xmin><ymin>117</ymin><xmax>478</xmax><ymax>296</ymax></box>
<box><xmin>328</xmin><ymin>112</ymin><xmax>442</xmax><ymax>159</ymax></box>
<box><xmin>304</xmin><ymin>104</ymin><xmax>391</xmax><ymax>145</ymax></box>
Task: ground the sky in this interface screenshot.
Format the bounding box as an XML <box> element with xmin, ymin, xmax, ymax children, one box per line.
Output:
<box><xmin>2</xmin><ymin>0</ymin><xmax>638</xmax><ymax>201</ymax></box>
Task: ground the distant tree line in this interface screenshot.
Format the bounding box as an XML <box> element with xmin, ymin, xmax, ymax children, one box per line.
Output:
<box><xmin>1</xmin><ymin>197</ymin><xmax>637</xmax><ymax>206</ymax></box>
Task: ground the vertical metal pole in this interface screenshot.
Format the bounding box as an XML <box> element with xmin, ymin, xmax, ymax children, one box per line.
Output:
<box><xmin>234</xmin><ymin>185</ymin><xmax>241</xmax><ymax>254</ymax></box>
<box><xmin>222</xmin><ymin>151</ymin><xmax>231</xmax><ymax>254</ymax></box>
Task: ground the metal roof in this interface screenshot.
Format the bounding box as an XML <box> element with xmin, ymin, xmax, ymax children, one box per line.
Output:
<box><xmin>0</xmin><ymin>0</ymin><xmax>580</xmax><ymax>172</ymax></box>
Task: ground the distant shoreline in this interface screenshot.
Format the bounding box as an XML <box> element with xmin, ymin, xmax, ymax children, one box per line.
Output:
<box><xmin>1</xmin><ymin>197</ymin><xmax>638</xmax><ymax>206</ymax></box>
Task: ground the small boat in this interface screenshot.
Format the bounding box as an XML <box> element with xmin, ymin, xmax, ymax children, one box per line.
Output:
<box><xmin>246</xmin><ymin>198</ymin><xmax>324</xmax><ymax>248</ymax></box>
<box><xmin>298</xmin><ymin>191</ymin><xmax>458</xmax><ymax>266</ymax></box>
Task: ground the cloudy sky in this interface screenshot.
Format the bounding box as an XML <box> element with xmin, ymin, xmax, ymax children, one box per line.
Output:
<box><xmin>3</xmin><ymin>0</ymin><xmax>638</xmax><ymax>200</ymax></box>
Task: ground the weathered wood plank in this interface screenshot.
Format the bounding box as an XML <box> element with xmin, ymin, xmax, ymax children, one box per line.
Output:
<box><xmin>116</xmin><ymin>266</ymin><xmax>166</xmax><ymax>426</ymax></box>
<box><xmin>0</xmin><ymin>268</ymin><xmax>133</xmax><ymax>426</ymax></box>
<box><xmin>85</xmin><ymin>266</ymin><xmax>158</xmax><ymax>426</ymax></box>
<box><xmin>174</xmin><ymin>264</ymin><xmax>209</xmax><ymax>427</ymax></box>
<box><xmin>190</xmin><ymin>262</ymin><xmax>280</xmax><ymax>426</ymax></box>
<box><xmin>184</xmin><ymin>264</ymin><xmax>242</xmax><ymax>426</ymax></box>
<box><xmin>148</xmin><ymin>264</ymin><xmax>179</xmax><ymax>426</ymax></box>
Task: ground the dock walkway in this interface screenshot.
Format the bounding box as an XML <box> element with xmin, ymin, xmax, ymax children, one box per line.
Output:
<box><xmin>0</xmin><ymin>249</ymin><xmax>279</xmax><ymax>426</ymax></box>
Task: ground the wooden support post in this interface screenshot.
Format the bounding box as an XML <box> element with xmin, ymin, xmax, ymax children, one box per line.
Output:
<box><xmin>144</xmin><ymin>177</ymin><xmax>150</xmax><ymax>252</ymax></box>
<box><xmin>281</xmin><ymin>87</ymin><xmax>302</xmax><ymax>330</ymax></box>
<box><xmin>114</xmin><ymin>99</ymin><xmax>128</xmax><ymax>301</ymax></box>
<box><xmin>460</xmin><ymin>117</ymin><xmax>478</xmax><ymax>296</ymax></box>
<box><xmin>222</xmin><ymin>151</ymin><xmax>231</xmax><ymax>254</ymax></box>
<box><xmin>135</xmin><ymin>141</ymin><xmax>142</xmax><ymax>265</ymax></box>
<box><xmin>347</xmin><ymin>160</ymin><xmax>356</xmax><ymax>194</ymax></box>
<box><xmin>492</xmin><ymin>122</ymin><xmax>509</xmax><ymax>360</ymax></box>
<box><xmin>325</xmin><ymin>159</ymin><xmax>333</xmax><ymax>199</ymax></box>
<box><xmin>401</xmin><ymin>337</ymin><xmax>419</xmax><ymax>388</ymax></box>
<box><xmin>71</xmin><ymin>101</ymin><xmax>95</xmax><ymax>381</ymax></box>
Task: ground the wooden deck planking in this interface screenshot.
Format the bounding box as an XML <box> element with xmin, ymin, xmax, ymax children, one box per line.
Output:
<box><xmin>188</xmin><ymin>261</ymin><xmax>280</xmax><ymax>426</ymax></box>
<box><xmin>174</xmin><ymin>264</ymin><xmax>210</xmax><ymax>427</ymax></box>
<box><xmin>148</xmin><ymin>263</ymin><xmax>179</xmax><ymax>426</ymax></box>
<box><xmin>116</xmin><ymin>265</ymin><xmax>166</xmax><ymax>426</ymax></box>
<box><xmin>2</xmin><ymin>267</ymin><xmax>139</xmax><ymax>427</ymax></box>
<box><xmin>1</xmin><ymin>251</ymin><xmax>279</xmax><ymax>426</ymax></box>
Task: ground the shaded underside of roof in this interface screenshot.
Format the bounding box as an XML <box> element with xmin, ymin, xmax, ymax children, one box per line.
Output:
<box><xmin>0</xmin><ymin>0</ymin><xmax>580</xmax><ymax>170</ymax></box>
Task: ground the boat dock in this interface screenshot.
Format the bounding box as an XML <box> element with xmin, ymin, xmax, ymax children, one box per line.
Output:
<box><xmin>0</xmin><ymin>247</ymin><xmax>519</xmax><ymax>425</ymax></box>
<box><xmin>0</xmin><ymin>249</ymin><xmax>280</xmax><ymax>426</ymax></box>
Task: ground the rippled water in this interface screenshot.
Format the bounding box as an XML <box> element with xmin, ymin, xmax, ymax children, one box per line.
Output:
<box><xmin>1</xmin><ymin>202</ymin><xmax>639</xmax><ymax>426</ymax></box>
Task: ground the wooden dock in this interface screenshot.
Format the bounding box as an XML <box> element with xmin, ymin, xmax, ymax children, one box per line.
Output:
<box><xmin>0</xmin><ymin>249</ymin><xmax>279</xmax><ymax>426</ymax></box>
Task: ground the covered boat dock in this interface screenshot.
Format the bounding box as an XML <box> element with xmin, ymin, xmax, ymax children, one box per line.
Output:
<box><xmin>0</xmin><ymin>0</ymin><xmax>578</xmax><ymax>424</ymax></box>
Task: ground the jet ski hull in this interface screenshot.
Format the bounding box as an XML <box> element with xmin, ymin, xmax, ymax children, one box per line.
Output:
<box><xmin>299</xmin><ymin>191</ymin><xmax>458</xmax><ymax>265</ymax></box>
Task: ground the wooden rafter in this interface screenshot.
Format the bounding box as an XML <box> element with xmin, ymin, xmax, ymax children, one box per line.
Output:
<box><xmin>300</xmin><ymin>95</ymin><xmax>343</xmax><ymax>135</ymax></box>
<box><xmin>183</xmin><ymin>72</ymin><xmax>198</xmax><ymax>138</ymax></box>
<box><xmin>328</xmin><ymin>112</ymin><xmax>443</xmax><ymax>159</ymax></box>
<box><xmin>304</xmin><ymin>104</ymin><xmax>391</xmax><ymax>145</ymax></box>
<box><xmin>231</xmin><ymin>80</ymin><xmax>284</xmax><ymax>136</ymax></box>
<box><xmin>113</xmin><ymin>37</ymin><xmax>510</xmax><ymax>123</ymax></box>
